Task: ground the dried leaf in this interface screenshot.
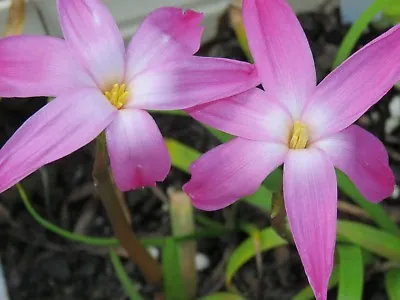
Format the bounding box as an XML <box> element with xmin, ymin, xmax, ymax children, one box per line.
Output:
<box><xmin>4</xmin><ymin>0</ymin><xmax>25</xmax><ymax>36</ymax></box>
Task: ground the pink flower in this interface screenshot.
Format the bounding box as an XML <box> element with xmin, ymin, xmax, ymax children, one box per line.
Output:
<box><xmin>184</xmin><ymin>0</ymin><xmax>399</xmax><ymax>298</ymax></box>
<box><xmin>0</xmin><ymin>0</ymin><xmax>259</xmax><ymax>193</ymax></box>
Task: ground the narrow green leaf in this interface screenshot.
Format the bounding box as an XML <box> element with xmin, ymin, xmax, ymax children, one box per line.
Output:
<box><xmin>385</xmin><ymin>269</ymin><xmax>400</xmax><ymax>300</ymax></box>
<box><xmin>109</xmin><ymin>249</ymin><xmax>143</xmax><ymax>300</ymax></box>
<box><xmin>333</xmin><ymin>0</ymin><xmax>392</xmax><ymax>68</ymax></box>
<box><xmin>337</xmin><ymin>221</ymin><xmax>400</xmax><ymax>261</ymax></box>
<box><xmin>338</xmin><ymin>245</ymin><xmax>363</xmax><ymax>300</ymax></box>
<box><xmin>337</xmin><ymin>171</ymin><xmax>400</xmax><ymax>235</ymax></box>
<box><xmin>199</xmin><ymin>293</ymin><xmax>246</xmax><ymax>300</ymax></box>
<box><xmin>293</xmin><ymin>267</ymin><xmax>340</xmax><ymax>300</ymax></box>
<box><xmin>225</xmin><ymin>227</ymin><xmax>287</xmax><ymax>286</ymax></box>
<box><xmin>207</xmin><ymin>126</ymin><xmax>233</xmax><ymax>143</ymax></box>
<box><xmin>150</xmin><ymin>109</ymin><xmax>186</xmax><ymax>116</ymax></box>
<box><xmin>165</xmin><ymin>138</ymin><xmax>199</xmax><ymax>172</ymax></box>
<box><xmin>17</xmin><ymin>183</ymin><xmax>119</xmax><ymax>246</ymax></box>
<box><xmin>165</xmin><ymin>138</ymin><xmax>272</xmax><ymax>212</ymax></box>
<box><xmin>382</xmin><ymin>1</ymin><xmax>400</xmax><ymax>21</ymax></box>
<box><xmin>163</xmin><ymin>238</ymin><xmax>186</xmax><ymax>300</ymax></box>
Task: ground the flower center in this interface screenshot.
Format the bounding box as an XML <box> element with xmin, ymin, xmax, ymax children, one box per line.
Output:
<box><xmin>104</xmin><ymin>83</ymin><xmax>128</xmax><ymax>109</ymax></box>
<box><xmin>289</xmin><ymin>121</ymin><xmax>309</xmax><ymax>150</ymax></box>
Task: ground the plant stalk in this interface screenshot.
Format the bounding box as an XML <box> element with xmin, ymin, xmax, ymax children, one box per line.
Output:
<box><xmin>92</xmin><ymin>134</ymin><xmax>163</xmax><ymax>298</ymax></box>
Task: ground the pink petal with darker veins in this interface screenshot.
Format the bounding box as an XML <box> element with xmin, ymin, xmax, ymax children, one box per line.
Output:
<box><xmin>106</xmin><ymin>109</ymin><xmax>171</xmax><ymax>191</ymax></box>
<box><xmin>303</xmin><ymin>25</ymin><xmax>400</xmax><ymax>140</ymax></box>
<box><xmin>184</xmin><ymin>138</ymin><xmax>287</xmax><ymax>210</ymax></box>
<box><xmin>129</xmin><ymin>56</ymin><xmax>259</xmax><ymax>110</ymax></box>
<box><xmin>243</xmin><ymin>0</ymin><xmax>316</xmax><ymax>118</ymax></box>
<box><xmin>314</xmin><ymin>125</ymin><xmax>394</xmax><ymax>203</ymax></box>
<box><xmin>57</xmin><ymin>0</ymin><xmax>125</xmax><ymax>89</ymax></box>
<box><xmin>0</xmin><ymin>88</ymin><xmax>117</xmax><ymax>193</ymax></box>
<box><xmin>186</xmin><ymin>88</ymin><xmax>292</xmax><ymax>142</ymax></box>
<box><xmin>283</xmin><ymin>149</ymin><xmax>337</xmax><ymax>300</ymax></box>
<box><xmin>0</xmin><ymin>35</ymin><xmax>94</xmax><ymax>97</ymax></box>
<box><xmin>125</xmin><ymin>7</ymin><xmax>203</xmax><ymax>80</ymax></box>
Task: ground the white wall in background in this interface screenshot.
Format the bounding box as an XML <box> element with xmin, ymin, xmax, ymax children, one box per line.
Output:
<box><xmin>0</xmin><ymin>0</ymin><xmax>329</xmax><ymax>41</ymax></box>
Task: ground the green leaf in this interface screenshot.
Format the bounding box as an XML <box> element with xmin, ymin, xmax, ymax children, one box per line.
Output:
<box><xmin>163</xmin><ymin>238</ymin><xmax>186</xmax><ymax>300</ymax></box>
<box><xmin>337</xmin><ymin>221</ymin><xmax>400</xmax><ymax>261</ymax></box>
<box><xmin>385</xmin><ymin>269</ymin><xmax>400</xmax><ymax>300</ymax></box>
<box><xmin>207</xmin><ymin>126</ymin><xmax>233</xmax><ymax>143</ymax></box>
<box><xmin>225</xmin><ymin>227</ymin><xmax>287</xmax><ymax>286</ymax></box>
<box><xmin>338</xmin><ymin>245</ymin><xmax>364</xmax><ymax>300</ymax></box>
<box><xmin>165</xmin><ymin>138</ymin><xmax>272</xmax><ymax>212</ymax></box>
<box><xmin>337</xmin><ymin>171</ymin><xmax>400</xmax><ymax>235</ymax></box>
<box><xmin>17</xmin><ymin>183</ymin><xmax>119</xmax><ymax>247</ymax></box>
<box><xmin>199</xmin><ymin>293</ymin><xmax>246</xmax><ymax>300</ymax></box>
<box><xmin>333</xmin><ymin>0</ymin><xmax>393</xmax><ymax>68</ymax></box>
<box><xmin>109</xmin><ymin>249</ymin><xmax>143</xmax><ymax>300</ymax></box>
<box><xmin>293</xmin><ymin>267</ymin><xmax>340</xmax><ymax>300</ymax></box>
<box><xmin>382</xmin><ymin>1</ymin><xmax>400</xmax><ymax>21</ymax></box>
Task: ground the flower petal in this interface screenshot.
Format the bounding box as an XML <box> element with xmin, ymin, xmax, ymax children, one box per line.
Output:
<box><xmin>303</xmin><ymin>25</ymin><xmax>400</xmax><ymax>140</ymax></box>
<box><xmin>314</xmin><ymin>125</ymin><xmax>394</xmax><ymax>203</ymax></box>
<box><xmin>106</xmin><ymin>109</ymin><xmax>170</xmax><ymax>191</ymax></box>
<box><xmin>129</xmin><ymin>56</ymin><xmax>259</xmax><ymax>110</ymax></box>
<box><xmin>0</xmin><ymin>89</ymin><xmax>116</xmax><ymax>193</ymax></box>
<box><xmin>186</xmin><ymin>88</ymin><xmax>292</xmax><ymax>142</ymax></box>
<box><xmin>57</xmin><ymin>0</ymin><xmax>125</xmax><ymax>88</ymax></box>
<box><xmin>125</xmin><ymin>7</ymin><xmax>203</xmax><ymax>81</ymax></box>
<box><xmin>283</xmin><ymin>149</ymin><xmax>337</xmax><ymax>300</ymax></box>
<box><xmin>243</xmin><ymin>0</ymin><xmax>316</xmax><ymax>118</ymax></box>
<box><xmin>183</xmin><ymin>138</ymin><xmax>287</xmax><ymax>211</ymax></box>
<box><xmin>0</xmin><ymin>35</ymin><xmax>94</xmax><ymax>97</ymax></box>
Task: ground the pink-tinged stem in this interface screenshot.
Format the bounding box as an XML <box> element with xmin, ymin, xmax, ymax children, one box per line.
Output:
<box><xmin>92</xmin><ymin>133</ymin><xmax>163</xmax><ymax>299</ymax></box>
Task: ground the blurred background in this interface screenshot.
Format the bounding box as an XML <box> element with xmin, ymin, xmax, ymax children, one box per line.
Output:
<box><xmin>0</xmin><ymin>0</ymin><xmax>333</xmax><ymax>41</ymax></box>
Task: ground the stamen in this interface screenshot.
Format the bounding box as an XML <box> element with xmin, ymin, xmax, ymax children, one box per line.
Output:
<box><xmin>104</xmin><ymin>83</ymin><xmax>129</xmax><ymax>109</ymax></box>
<box><xmin>289</xmin><ymin>121</ymin><xmax>309</xmax><ymax>150</ymax></box>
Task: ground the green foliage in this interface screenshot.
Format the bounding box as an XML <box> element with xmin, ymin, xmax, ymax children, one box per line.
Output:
<box><xmin>336</xmin><ymin>171</ymin><xmax>400</xmax><ymax>235</ymax></box>
<box><xmin>385</xmin><ymin>269</ymin><xmax>400</xmax><ymax>300</ymax></box>
<box><xmin>293</xmin><ymin>267</ymin><xmax>340</xmax><ymax>300</ymax></box>
<box><xmin>163</xmin><ymin>238</ymin><xmax>186</xmax><ymax>300</ymax></box>
<box><xmin>333</xmin><ymin>0</ymin><xmax>394</xmax><ymax>68</ymax></box>
<box><xmin>225</xmin><ymin>227</ymin><xmax>287</xmax><ymax>287</ymax></box>
<box><xmin>337</xmin><ymin>246</ymin><xmax>364</xmax><ymax>300</ymax></box>
<box><xmin>109</xmin><ymin>249</ymin><xmax>143</xmax><ymax>300</ymax></box>
<box><xmin>199</xmin><ymin>293</ymin><xmax>246</xmax><ymax>300</ymax></box>
<box><xmin>337</xmin><ymin>221</ymin><xmax>400</xmax><ymax>261</ymax></box>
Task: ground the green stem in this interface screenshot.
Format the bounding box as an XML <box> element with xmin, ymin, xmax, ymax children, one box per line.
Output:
<box><xmin>333</xmin><ymin>0</ymin><xmax>392</xmax><ymax>68</ymax></box>
<box><xmin>17</xmin><ymin>181</ymin><xmax>231</xmax><ymax>247</ymax></box>
<box><xmin>110</xmin><ymin>249</ymin><xmax>143</xmax><ymax>300</ymax></box>
<box><xmin>16</xmin><ymin>183</ymin><xmax>119</xmax><ymax>246</ymax></box>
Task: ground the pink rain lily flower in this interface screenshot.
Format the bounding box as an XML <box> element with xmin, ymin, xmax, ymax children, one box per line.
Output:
<box><xmin>0</xmin><ymin>0</ymin><xmax>259</xmax><ymax>193</ymax></box>
<box><xmin>184</xmin><ymin>0</ymin><xmax>399</xmax><ymax>298</ymax></box>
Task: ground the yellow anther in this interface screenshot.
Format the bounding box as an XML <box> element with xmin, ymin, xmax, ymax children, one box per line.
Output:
<box><xmin>104</xmin><ymin>83</ymin><xmax>128</xmax><ymax>109</ymax></box>
<box><xmin>289</xmin><ymin>121</ymin><xmax>309</xmax><ymax>150</ymax></box>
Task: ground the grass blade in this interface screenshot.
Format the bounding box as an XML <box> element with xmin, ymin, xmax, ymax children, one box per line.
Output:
<box><xmin>109</xmin><ymin>249</ymin><xmax>143</xmax><ymax>300</ymax></box>
<box><xmin>338</xmin><ymin>245</ymin><xmax>363</xmax><ymax>300</ymax></box>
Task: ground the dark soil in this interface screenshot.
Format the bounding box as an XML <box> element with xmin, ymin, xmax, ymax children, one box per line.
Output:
<box><xmin>1</xmin><ymin>5</ymin><xmax>400</xmax><ymax>300</ymax></box>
